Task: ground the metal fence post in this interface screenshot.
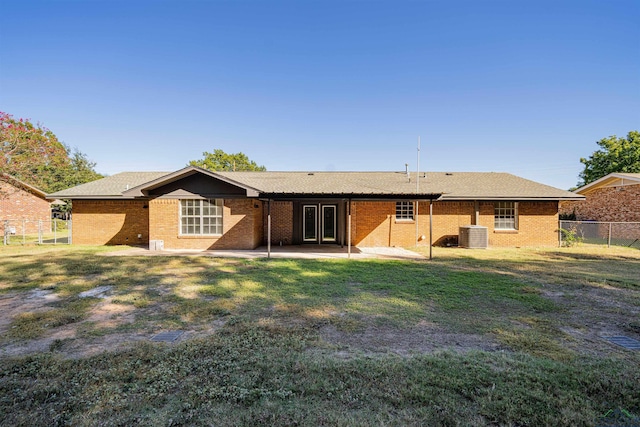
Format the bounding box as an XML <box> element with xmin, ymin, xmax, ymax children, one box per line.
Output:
<box><xmin>22</xmin><ymin>219</ymin><xmax>26</xmax><ymax>244</ymax></box>
<box><xmin>608</xmin><ymin>223</ymin><xmax>612</xmax><ymax>248</ymax></box>
<box><xmin>3</xmin><ymin>220</ymin><xmax>8</xmax><ymax>246</ymax></box>
<box><xmin>558</xmin><ymin>220</ymin><xmax>562</xmax><ymax>247</ymax></box>
<box><xmin>38</xmin><ymin>220</ymin><xmax>43</xmax><ymax>244</ymax></box>
<box><xmin>68</xmin><ymin>220</ymin><xmax>72</xmax><ymax>245</ymax></box>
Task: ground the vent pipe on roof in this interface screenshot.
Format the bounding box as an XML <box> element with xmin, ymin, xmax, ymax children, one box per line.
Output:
<box><xmin>405</xmin><ymin>163</ymin><xmax>410</xmax><ymax>182</ymax></box>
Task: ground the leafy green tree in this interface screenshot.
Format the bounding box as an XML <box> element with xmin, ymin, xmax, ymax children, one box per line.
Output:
<box><xmin>189</xmin><ymin>149</ymin><xmax>266</xmax><ymax>171</ymax></box>
<box><xmin>59</xmin><ymin>148</ymin><xmax>103</xmax><ymax>191</ymax></box>
<box><xmin>578</xmin><ymin>131</ymin><xmax>640</xmax><ymax>187</ymax></box>
<box><xmin>0</xmin><ymin>111</ymin><xmax>102</xmax><ymax>194</ymax></box>
<box><xmin>1</xmin><ymin>111</ymin><xmax>69</xmax><ymax>191</ymax></box>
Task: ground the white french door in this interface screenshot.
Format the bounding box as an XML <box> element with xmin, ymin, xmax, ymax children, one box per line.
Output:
<box><xmin>321</xmin><ymin>205</ymin><xmax>336</xmax><ymax>242</ymax></box>
<box><xmin>303</xmin><ymin>204</ymin><xmax>337</xmax><ymax>243</ymax></box>
<box><xmin>303</xmin><ymin>205</ymin><xmax>317</xmax><ymax>242</ymax></box>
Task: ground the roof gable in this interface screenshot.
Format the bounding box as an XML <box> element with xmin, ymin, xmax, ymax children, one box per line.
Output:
<box><xmin>574</xmin><ymin>173</ymin><xmax>640</xmax><ymax>195</ymax></box>
<box><xmin>122</xmin><ymin>166</ymin><xmax>261</xmax><ymax>198</ymax></box>
<box><xmin>1</xmin><ymin>174</ymin><xmax>47</xmax><ymax>199</ymax></box>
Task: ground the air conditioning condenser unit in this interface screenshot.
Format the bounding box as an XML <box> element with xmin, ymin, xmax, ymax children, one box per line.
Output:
<box><xmin>459</xmin><ymin>225</ymin><xmax>488</xmax><ymax>249</ymax></box>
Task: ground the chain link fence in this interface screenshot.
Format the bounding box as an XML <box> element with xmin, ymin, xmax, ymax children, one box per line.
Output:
<box><xmin>2</xmin><ymin>219</ymin><xmax>72</xmax><ymax>245</ymax></box>
<box><xmin>559</xmin><ymin>220</ymin><xmax>640</xmax><ymax>249</ymax></box>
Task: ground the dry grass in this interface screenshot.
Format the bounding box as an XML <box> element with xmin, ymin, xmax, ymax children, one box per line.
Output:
<box><xmin>0</xmin><ymin>244</ymin><xmax>638</xmax><ymax>425</ymax></box>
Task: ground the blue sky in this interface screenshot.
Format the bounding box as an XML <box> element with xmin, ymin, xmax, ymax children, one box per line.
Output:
<box><xmin>1</xmin><ymin>0</ymin><xmax>638</xmax><ymax>190</ymax></box>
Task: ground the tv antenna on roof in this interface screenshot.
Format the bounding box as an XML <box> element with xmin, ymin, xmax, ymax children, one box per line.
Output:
<box><xmin>415</xmin><ymin>136</ymin><xmax>422</xmax><ymax>247</ymax></box>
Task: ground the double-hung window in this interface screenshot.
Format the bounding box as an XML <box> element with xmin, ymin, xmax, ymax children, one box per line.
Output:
<box><xmin>180</xmin><ymin>199</ymin><xmax>223</xmax><ymax>235</ymax></box>
<box><xmin>396</xmin><ymin>201</ymin><xmax>414</xmax><ymax>221</ymax></box>
<box><xmin>494</xmin><ymin>202</ymin><xmax>518</xmax><ymax>230</ymax></box>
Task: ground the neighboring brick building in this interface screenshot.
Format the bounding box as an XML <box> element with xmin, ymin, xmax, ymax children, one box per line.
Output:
<box><xmin>1</xmin><ymin>174</ymin><xmax>51</xmax><ymax>235</ymax></box>
<box><xmin>560</xmin><ymin>173</ymin><xmax>640</xmax><ymax>222</ymax></box>
<box><xmin>49</xmin><ymin>166</ymin><xmax>583</xmax><ymax>250</ymax></box>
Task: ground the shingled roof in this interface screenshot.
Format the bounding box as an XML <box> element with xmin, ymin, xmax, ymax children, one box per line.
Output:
<box><xmin>424</xmin><ymin>172</ymin><xmax>581</xmax><ymax>200</ymax></box>
<box><xmin>216</xmin><ymin>171</ymin><xmax>580</xmax><ymax>200</ymax></box>
<box><xmin>47</xmin><ymin>167</ymin><xmax>582</xmax><ymax>201</ymax></box>
<box><xmin>216</xmin><ymin>171</ymin><xmax>439</xmax><ymax>197</ymax></box>
<box><xmin>47</xmin><ymin>172</ymin><xmax>169</xmax><ymax>199</ymax></box>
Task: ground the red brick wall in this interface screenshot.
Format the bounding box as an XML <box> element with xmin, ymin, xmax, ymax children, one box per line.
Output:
<box><xmin>430</xmin><ymin>201</ymin><xmax>475</xmax><ymax>246</ymax></box>
<box><xmin>351</xmin><ymin>201</ymin><xmax>395</xmax><ymax>247</ymax></box>
<box><xmin>351</xmin><ymin>200</ymin><xmax>559</xmax><ymax>247</ymax></box>
<box><xmin>72</xmin><ymin>200</ymin><xmax>149</xmax><ymax>245</ymax></box>
<box><xmin>71</xmin><ymin>197</ymin><xmax>561</xmax><ymax>249</ymax></box>
<box><xmin>263</xmin><ymin>201</ymin><xmax>293</xmax><ymax>245</ymax></box>
<box><xmin>253</xmin><ymin>201</ymin><xmax>264</xmax><ymax>248</ymax></box>
<box><xmin>560</xmin><ymin>184</ymin><xmax>640</xmax><ymax>222</ymax></box>
<box><xmin>0</xmin><ymin>180</ymin><xmax>51</xmax><ymax>234</ymax></box>
<box><xmin>484</xmin><ymin>201</ymin><xmax>559</xmax><ymax>247</ymax></box>
<box><xmin>149</xmin><ymin>198</ymin><xmax>261</xmax><ymax>250</ymax></box>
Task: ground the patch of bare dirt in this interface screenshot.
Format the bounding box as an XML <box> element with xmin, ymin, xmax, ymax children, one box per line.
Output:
<box><xmin>319</xmin><ymin>321</ymin><xmax>503</xmax><ymax>356</ymax></box>
<box><xmin>1</xmin><ymin>325</ymin><xmax>77</xmax><ymax>357</ymax></box>
<box><xmin>0</xmin><ymin>286</ymin><xmax>231</xmax><ymax>359</ymax></box>
<box><xmin>0</xmin><ymin>290</ymin><xmax>59</xmax><ymax>333</ymax></box>
<box><xmin>539</xmin><ymin>283</ymin><xmax>640</xmax><ymax>357</ymax></box>
<box><xmin>1</xmin><ymin>277</ymin><xmax>637</xmax><ymax>360</ymax></box>
<box><xmin>55</xmin><ymin>332</ymin><xmax>152</xmax><ymax>359</ymax></box>
<box><xmin>84</xmin><ymin>298</ymin><xmax>136</xmax><ymax>328</ymax></box>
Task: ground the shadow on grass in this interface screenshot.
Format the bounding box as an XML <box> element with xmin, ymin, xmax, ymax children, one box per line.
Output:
<box><xmin>0</xmin><ymin>247</ymin><xmax>639</xmax><ymax>425</ymax></box>
<box><xmin>424</xmin><ymin>247</ymin><xmax>640</xmax><ymax>290</ymax></box>
<box><xmin>0</xmin><ymin>249</ymin><xmax>562</xmax><ymax>345</ymax></box>
<box><xmin>0</xmin><ymin>323</ymin><xmax>638</xmax><ymax>427</ymax></box>
<box><xmin>1</xmin><ymin>246</ymin><xmax>638</xmax><ymax>361</ymax></box>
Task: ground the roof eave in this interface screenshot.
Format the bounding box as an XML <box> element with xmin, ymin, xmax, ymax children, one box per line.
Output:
<box><xmin>259</xmin><ymin>193</ymin><xmax>443</xmax><ymax>200</ymax></box>
<box><xmin>45</xmin><ymin>195</ymin><xmax>142</xmax><ymax>200</ymax></box>
<box><xmin>440</xmin><ymin>196</ymin><xmax>585</xmax><ymax>201</ymax></box>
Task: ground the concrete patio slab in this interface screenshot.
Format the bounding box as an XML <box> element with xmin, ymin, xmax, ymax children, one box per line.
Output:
<box><xmin>102</xmin><ymin>245</ymin><xmax>426</xmax><ymax>260</ymax></box>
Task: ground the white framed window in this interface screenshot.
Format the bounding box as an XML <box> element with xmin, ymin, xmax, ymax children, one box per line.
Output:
<box><xmin>396</xmin><ymin>201</ymin><xmax>414</xmax><ymax>220</ymax></box>
<box><xmin>494</xmin><ymin>202</ymin><xmax>518</xmax><ymax>230</ymax></box>
<box><xmin>180</xmin><ymin>199</ymin><xmax>223</xmax><ymax>235</ymax></box>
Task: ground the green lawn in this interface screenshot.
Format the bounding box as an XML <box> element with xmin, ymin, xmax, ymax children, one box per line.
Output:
<box><xmin>0</xmin><ymin>245</ymin><xmax>638</xmax><ymax>426</ymax></box>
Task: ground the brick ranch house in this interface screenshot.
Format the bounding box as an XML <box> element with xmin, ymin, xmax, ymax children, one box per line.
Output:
<box><xmin>1</xmin><ymin>174</ymin><xmax>52</xmax><ymax>235</ymax></box>
<box><xmin>48</xmin><ymin>166</ymin><xmax>582</xmax><ymax>250</ymax></box>
<box><xmin>560</xmin><ymin>173</ymin><xmax>640</xmax><ymax>222</ymax></box>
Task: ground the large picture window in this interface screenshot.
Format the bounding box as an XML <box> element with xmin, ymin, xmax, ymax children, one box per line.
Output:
<box><xmin>180</xmin><ymin>199</ymin><xmax>223</xmax><ymax>235</ymax></box>
<box><xmin>396</xmin><ymin>201</ymin><xmax>414</xmax><ymax>220</ymax></box>
<box><xmin>494</xmin><ymin>202</ymin><xmax>518</xmax><ymax>230</ymax></box>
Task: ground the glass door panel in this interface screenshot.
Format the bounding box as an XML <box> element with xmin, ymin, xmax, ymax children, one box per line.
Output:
<box><xmin>303</xmin><ymin>205</ymin><xmax>317</xmax><ymax>242</ymax></box>
<box><xmin>322</xmin><ymin>205</ymin><xmax>336</xmax><ymax>242</ymax></box>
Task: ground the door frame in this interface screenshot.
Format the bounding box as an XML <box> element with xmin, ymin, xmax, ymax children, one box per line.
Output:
<box><xmin>302</xmin><ymin>205</ymin><xmax>318</xmax><ymax>242</ymax></box>
<box><xmin>321</xmin><ymin>204</ymin><xmax>337</xmax><ymax>243</ymax></box>
<box><xmin>300</xmin><ymin>203</ymin><xmax>338</xmax><ymax>244</ymax></box>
